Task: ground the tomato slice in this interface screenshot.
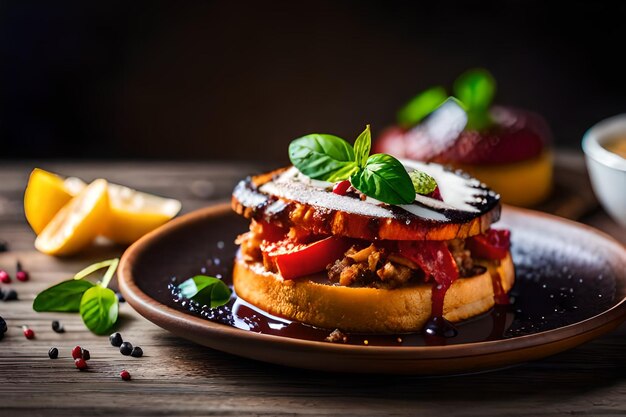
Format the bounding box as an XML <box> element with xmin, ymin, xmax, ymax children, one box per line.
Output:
<box><xmin>398</xmin><ymin>240</ymin><xmax>459</xmax><ymax>288</ymax></box>
<box><xmin>466</xmin><ymin>229</ymin><xmax>511</xmax><ymax>260</ymax></box>
<box><xmin>332</xmin><ymin>180</ymin><xmax>351</xmax><ymax>196</ymax></box>
<box><xmin>262</xmin><ymin>236</ymin><xmax>352</xmax><ymax>280</ymax></box>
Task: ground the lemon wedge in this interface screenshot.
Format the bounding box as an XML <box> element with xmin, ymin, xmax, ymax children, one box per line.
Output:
<box><xmin>25</xmin><ymin>169</ymin><xmax>182</xmax><ymax>248</ymax></box>
<box><xmin>35</xmin><ymin>179</ymin><xmax>110</xmax><ymax>256</ymax></box>
<box><xmin>24</xmin><ymin>169</ymin><xmax>74</xmax><ymax>234</ymax></box>
<box><xmin>102</xmin><ymin>184</ymin><xmax>182</xmax><ymax>244</ymax></box>
<box><xmin>61</xmin><ymin>178</ymin><xmax>181</xmax><ymax>244</ymax></box>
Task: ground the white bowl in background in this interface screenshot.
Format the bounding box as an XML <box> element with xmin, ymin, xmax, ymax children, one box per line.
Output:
<box><xmin>582</xmin><ymin>114</ymin><xmax>626</xmax><ymax>228</ymax></box>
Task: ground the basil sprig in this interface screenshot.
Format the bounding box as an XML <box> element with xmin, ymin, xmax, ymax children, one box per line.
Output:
<box><xmin>288</xmin><ymin>134</ymin><xmax>358</xmax><ymax>182</ymax></box>
<box><xmin>177</xmin><ymin>275</ymin><xmax>231</xmax><ymax>307</ymax></box>
<box><xmin>397</xmin><ymin>68</ymin><xmax>496</xmax><ymax>131</ymax></box>
<box><xmin>33</xmin><ymin>259</ymin><xmax>120</xmax><ymax>335</ymax></box>
<box><xmin>350</xmin><ymin>154</ymin><xmax>416</xmax><ymax>205</ymax></box>
<box><xmin>289</xmin><ymin>125</ymin><xmax>417</xmax><ymax>205</ymax></box>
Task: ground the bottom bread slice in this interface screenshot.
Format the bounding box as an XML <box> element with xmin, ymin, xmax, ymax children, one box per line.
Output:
<box><xmin>233</xmin><ymin>253</ymin><xmax>515</xmax><ymax>333</ymax></box>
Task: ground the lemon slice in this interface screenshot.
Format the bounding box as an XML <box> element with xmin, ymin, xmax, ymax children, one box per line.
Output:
<box><xmin>102</xmin><ymin>184</ymin><xmax>182</xmax><ymax>244</ymax></box>
<box><xmin>25</xmin><ymin>168</ymin><xmax>182</xmax><ymax>248</ymax></box>
<box><xmin>35</xmin><ymin>179</ymin><xmax>110</xmax><ymax>256</ymax></box>
<box><xmin>62</xmin><ymin>177</ymin><xmax>181</xmax><ymax>243</ymax></box>
<box><xmin>24</xmin><ymin>169</ymin><xmax>74</xmax><ymax>234</ymax></box>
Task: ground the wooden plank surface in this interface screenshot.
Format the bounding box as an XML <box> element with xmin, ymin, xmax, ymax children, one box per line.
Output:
<box><xmin>0</xmin><ymin>158</ymin><xmax>625</xmax><ymax>417</ymax></box>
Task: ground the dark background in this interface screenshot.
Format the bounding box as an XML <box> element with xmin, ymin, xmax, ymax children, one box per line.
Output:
<box><xmin>1</xmin><ymin>1</ymin><xmax>625</xmax><ymax>163</ymax></box>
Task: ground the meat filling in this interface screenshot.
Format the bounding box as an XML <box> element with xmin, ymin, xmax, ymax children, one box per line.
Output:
<box><xmin>327</xmin><ymin>244</ymin><xmax>419</xmax><ymax>289</ymax></box>
<box><xmin>237</xmin><ymin>221</ymin><xmax>480</xmax><ymax>289</ymax></box>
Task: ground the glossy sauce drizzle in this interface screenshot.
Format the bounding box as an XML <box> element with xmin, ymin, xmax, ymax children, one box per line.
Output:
<box><xmin>491</xmin><ymin>270</ymin><xmax>510</xmax><ymax>305</ymax></box>
<box><xmin>422</xmin><ymin>283</ymin><xmax>457</xmax><ymax>346</ymax></box>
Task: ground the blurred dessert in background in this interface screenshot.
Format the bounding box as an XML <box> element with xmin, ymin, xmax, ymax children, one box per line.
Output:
<box><xmin>373</xmin><ymin>69</ymin><xmax>554</xmax><ymax>207</ymax></box>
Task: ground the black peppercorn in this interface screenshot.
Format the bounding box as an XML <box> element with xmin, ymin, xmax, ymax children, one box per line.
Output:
<box><xmin>119</xmin><ymin>341</ymin><xmax>133</xmax><ymax>356</ymax></box>
<box><xmin>51</xmin><ymin>320</ymin><xmax>64</xmax><ymax>333</ymax></box>
<box><xmin>116</xmin><ymin>292</ymin><xmax>125</xmax><ymax>303</ymax></box>
<box><xmin>2</xmin><ymin>289</ymin><xmax>17</xmax><ymax>301</ymax></box>
<box><xmin>48</xmin><ymin>347</ymin><xmax>59</xmax><ymax>359</ymax></box>
<box><xmin>130</xmin><ymin>346</ymin><xmax>143</xmax><ymax>358</ymax></box>
<box><xmin>109</xmin><ymin>332</ymin><xmax>123</xmax><ymax>347</ymax></box>
<box><xmin>81</xmin><ymin>348</ymin><xmax>90</xmax><ymax>360</ymax></box>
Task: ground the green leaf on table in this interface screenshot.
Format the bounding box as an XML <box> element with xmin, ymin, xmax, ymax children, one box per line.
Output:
<box><xmin>289</xmin><ymin>134</ymin><xmax>358</xmax><ymax>181</ymax></box>
<box><xmin>350</xmin><ymin>153</ymin><xmax>416</xmax><ymax>205</ymax></box>
<box><xmin>79</xmin><ymin>286</ymin><xmax>118</xmax><ymax>335</ymax></box>
<box><xmin>409</xmin><ymin>170</ymin><xmax>438</xmax><ymax>195</ymax></box>
<box><xmin>397</xmin><ymin>86</ymin><xmax>448</xmax><ymax>128</ymax></box>
<box><xmin>353</xmin><ymin>125</ymin><xmax>372</xmax><ymax>168</ymax></box>
<box><xmin>178</xmin><ymin>275</ymin><xmax>231</xmax><ymax>308</ymax></box>
<box><xmin>33</xmin><ymin>279</ymin><xmax>94</xmax><ymax>312</ymax></box>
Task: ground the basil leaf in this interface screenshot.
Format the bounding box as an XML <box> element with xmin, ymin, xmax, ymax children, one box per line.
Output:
<box><xmin>453</xmin><ymin>68</ymin><xmax>496</xmax><ymax>111</ymax></box>
<box><xmin>79</xmin><ymin>286</ymin><xmax>118</xmax><ymax>335</ymax></box>
<box><xmin>326</xmin><ymin>162</ymin><xmax>359</xmax><ymax>182</ymax></box>
<box><xmin>397</xmin><ymin>86</ymin><xmax>448</xmax><ymax>128</ymax></box>
<box><xmin>289</xmin><ymin>134</ymin><xmax>357</xmax><ymax>181</ymax></box>
<box><xmin>350</xmin><ymin>154</ymin><xmax>416</xmax><ymax>205</ymax></box>
<box><xmin>353</xmin><ymin>125</ymin><xmax>371</xmax><ymax>168</ymax></box>
<box><xmin>33</xmin><ymin>279</ymin><xmax>94</xmax><ymax>312</ymax></box>
<box><xmin>178</xmin><ymin>275</ymin><xmax>231</xmax><ymax>308</ymax></box>
<box><xmin>409</xmin><ymin>170</ymin><xmax>438</xmax><ymax>195</ymax></box>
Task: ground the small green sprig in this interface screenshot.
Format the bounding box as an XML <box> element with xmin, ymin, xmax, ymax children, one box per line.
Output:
<box><xmin>33</xmin><ymin>259</ymin><xmax>120</xmax><ymax>335</ymax></box>
<box><xmin>397</xmin><ymin>68</ymin><xmax>496</xmax><ymax>131</ymax></box>
<box><xmin>289</xmin><ymin>125</ymin><xmax>430</xmax><ymax>205</ymax></box>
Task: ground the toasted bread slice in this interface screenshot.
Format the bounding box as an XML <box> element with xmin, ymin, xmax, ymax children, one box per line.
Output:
<box><xmin>233</xmin><ymin>252</ymin><xmax>514</xmax><ymax>333</ymax></box>
<box><xmin>232</xmin><ymin>161</ymin><xmax>500</xmax><ymax>241</ymax></box>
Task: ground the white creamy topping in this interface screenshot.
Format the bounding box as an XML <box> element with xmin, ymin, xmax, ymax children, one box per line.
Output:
<box><xmin>400</xmin><ymin>159</ymin><xmax>483</xmax><ymax>214</ymax></box>
<box><xmin>260</xmin><ymin>168</ymin><xmax>394</xmax><ymax>218</ymax></box>
<box><xmin>257</xmin><ymin>161</ymin><xmax>493</xmax><ymax>222</ymax></box>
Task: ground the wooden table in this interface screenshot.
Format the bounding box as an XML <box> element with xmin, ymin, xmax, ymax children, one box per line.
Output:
<box><xmin>1</xmin><ymin>158</ymin><xmax>625</xmax><ymax>417</ymax></box>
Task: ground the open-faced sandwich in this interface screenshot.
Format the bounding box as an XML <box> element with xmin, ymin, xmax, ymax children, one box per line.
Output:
<box><xmin>232</xmin><ymin>125</ymin><xmax>513</xmax><ymax>336</ymax></box>
<box><xmin>374</xmin><ymin>68</ymin><xmax>553</xmax><ymax>207</ymax></box>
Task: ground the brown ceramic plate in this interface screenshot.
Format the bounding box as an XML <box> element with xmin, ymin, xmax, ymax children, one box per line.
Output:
<box><xmin>118</xmin><ymin>203</ymin><xmax>626</xmax><ymax>375</ymax></box>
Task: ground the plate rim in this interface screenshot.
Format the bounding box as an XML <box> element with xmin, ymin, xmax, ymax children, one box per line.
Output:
<box><xmin>118</xmin><ymin>202</ymin><xmax>626</xmax><ymax>360</ymax></box>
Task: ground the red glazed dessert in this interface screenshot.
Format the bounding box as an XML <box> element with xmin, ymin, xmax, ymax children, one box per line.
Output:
<box><xmin>374</xmin><ymin>69</ymin><xmax>553</xmax><ymax>207</ymax></box>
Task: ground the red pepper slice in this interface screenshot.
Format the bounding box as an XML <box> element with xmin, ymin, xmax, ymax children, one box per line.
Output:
<box><xmin>466</xmin><ymin>229</ymin><xmax>511</xmax><ymax>260</ymax></box>
<box><xmin>398</xmin><ymin>240</ymin><xmax>459</xmax><ymax>288</ymax></box>
<box><xmin>263</xmin><ymin>236</ymin><xmax>352</xmax><ymax>280</ymax></box>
